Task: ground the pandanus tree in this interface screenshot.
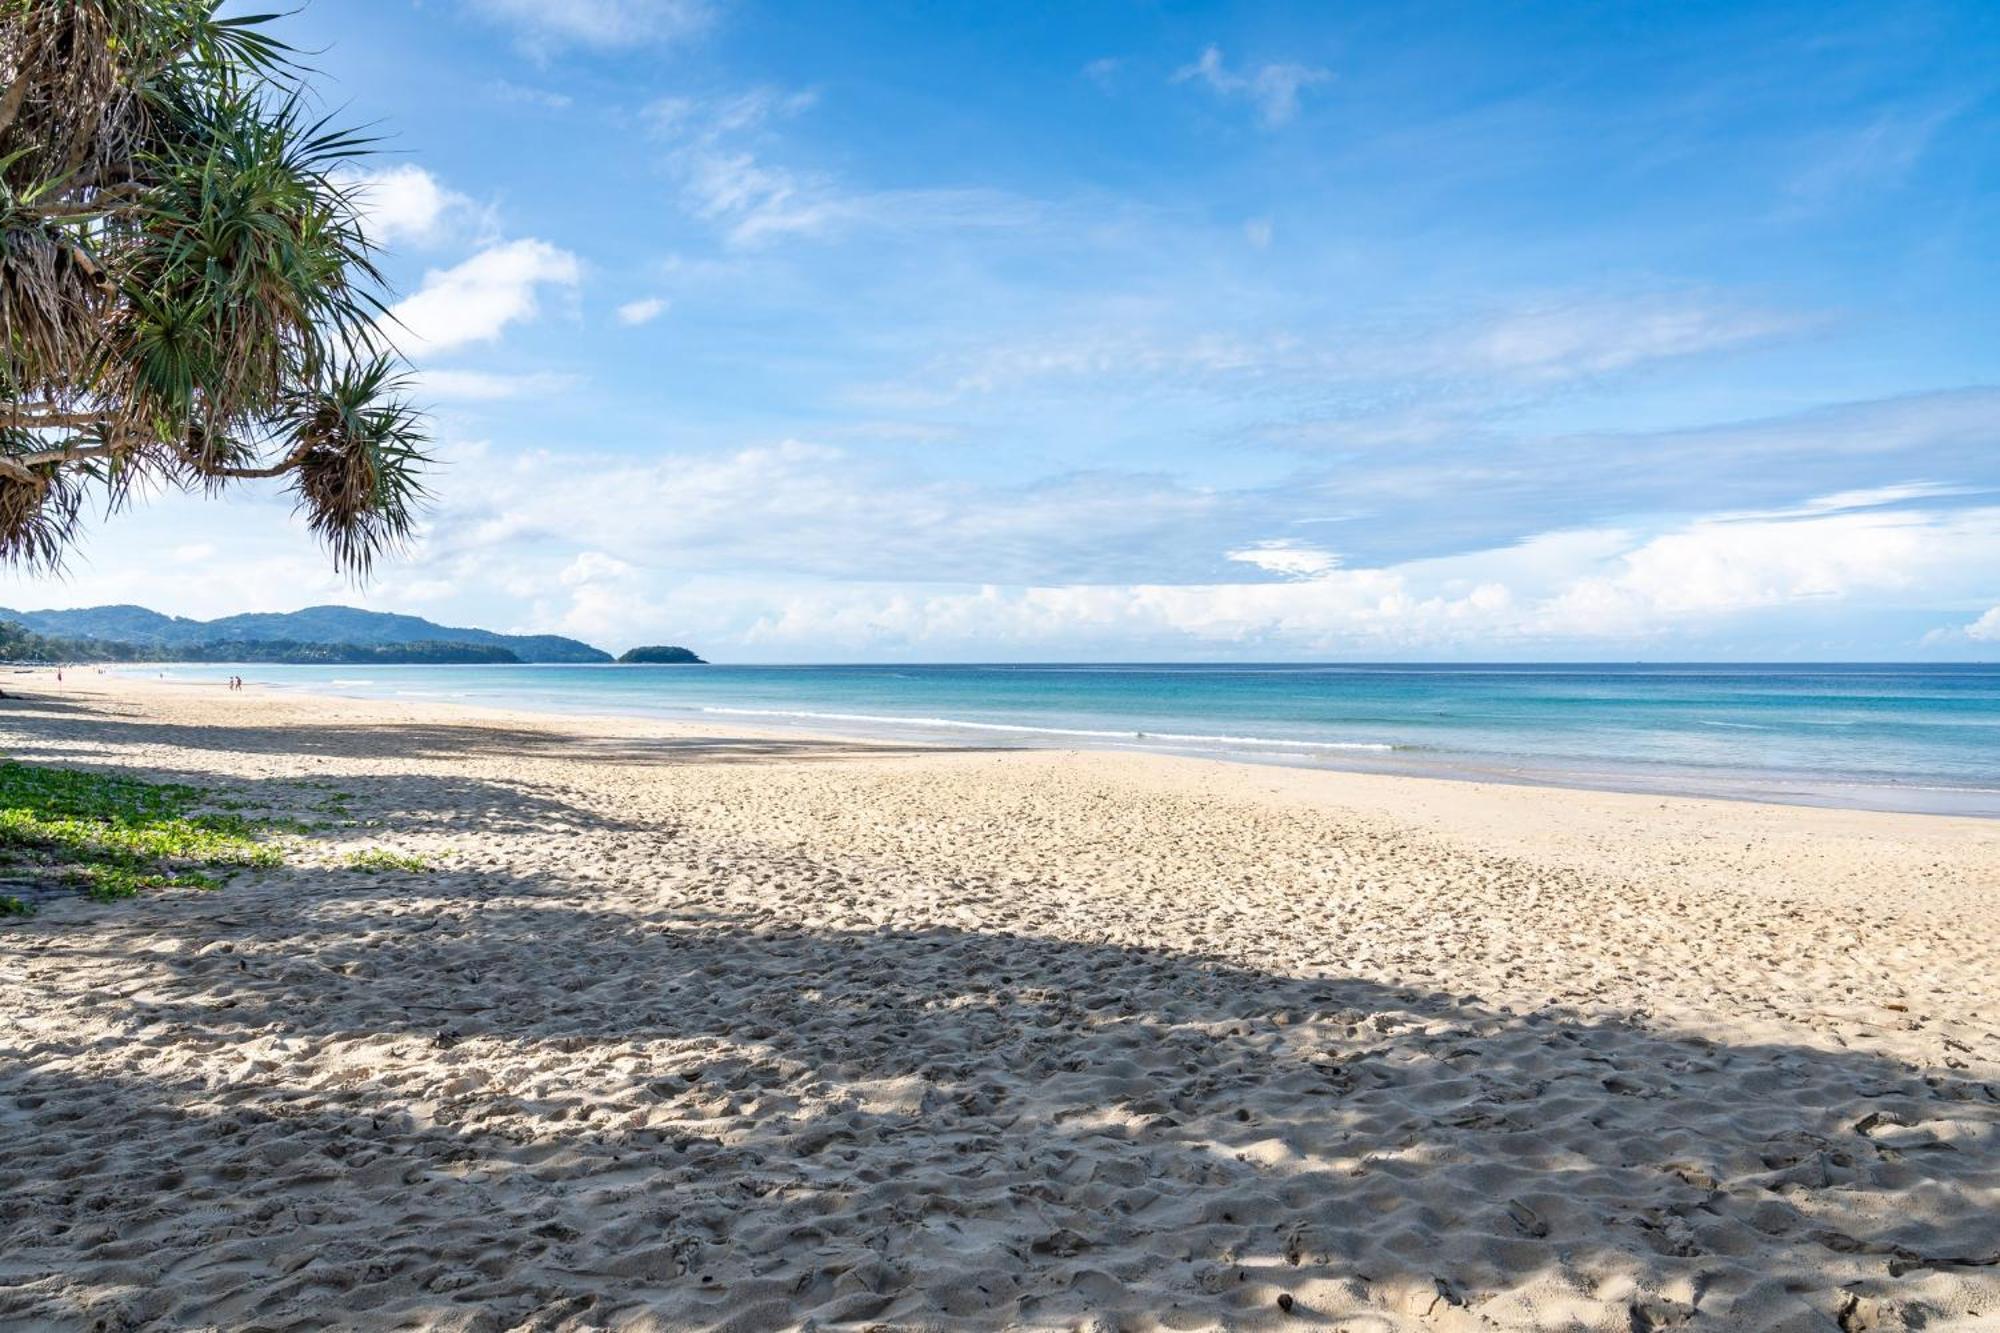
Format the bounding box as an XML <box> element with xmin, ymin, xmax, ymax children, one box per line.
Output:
<box><xmin>0</xmin><ymin>2</ymin><xmax>428</xmax><ymax>575</ymax></box>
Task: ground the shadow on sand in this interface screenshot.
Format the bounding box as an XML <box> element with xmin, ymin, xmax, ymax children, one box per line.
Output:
<box><xmin>0</xmin><ymin>701</ymin><xmax>1995</xmax><ymax>1331</ymax></box>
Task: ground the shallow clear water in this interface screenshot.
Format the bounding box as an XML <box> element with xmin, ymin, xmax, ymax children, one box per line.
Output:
<box><xmin>129</xmin><ymin>662</ymin><xmax>2000</xmax><ymax>815</ymax></box>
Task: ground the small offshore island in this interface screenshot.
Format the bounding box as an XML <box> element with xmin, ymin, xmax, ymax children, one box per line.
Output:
<box><xmin>616</xmin><ymin>645</ymin><xmax>707</xmax><ymax>664</ymax></box>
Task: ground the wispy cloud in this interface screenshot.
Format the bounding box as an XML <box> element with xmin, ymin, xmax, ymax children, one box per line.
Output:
<box><xmin>1250</xmin><ymin>389</ymin><xmax>2000</xmax><ymax>565</ymax></box>
<box><xmin>417</xmin><ymin>369</ymin><xmax>584</xmax><ymax>401</ymax></box>
<box><xmin>488</xmin><ymin>79</ymin><xmax>574</xmax><ymax>111</ymax></box>
<box><xmin>1785</xmin><ymin>102</ymin><xmax>1965</xmax><ymax>213</ymax></box>
<box><xmin>867</xmin><ymin>292</ymin><xmax>1807</xmax><ymax>410</ymax></box>
<box><xmin>1458</xmin><ymin>297</ymin><xmax>1804</xmax><ymax>382</ymax></box>
<box><xmin>1173</xmin><ymin>45</ymin><xmax>1332</xmax><ymax>128</ymax></box>
<box><xmin>1081</xmin><ymin>57</ymin><xmax>1123</xmax><ymax>89</ymax></box>
<box><xmin>647</xmin><ymin>87</ymin><xmax>1043</xmax><ymax>247</ymax></box>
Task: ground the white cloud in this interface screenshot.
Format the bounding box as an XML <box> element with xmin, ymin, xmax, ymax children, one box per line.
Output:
<box><xmin>1226</xmin><ymin>540</ymin><xmax>1339</xmax><ymax>579</ymax></box>
<box><xmin>5</xmin><ymin>494</ymin><xmax>354</xmax><ymax>620</ymax></box>
<box><xmin>1527</xmin><ymin>508</ymin><xmax>1954</xmax><ymax>636</ymax></box>
<box><xmin>552</xmin><ymin>551</ymin><xmax>647</xmax><ymax>640</ymax></box>
<box><xmin>337</xmin><ymin>164</ymin><xmax>475</xmax><ymax>247</ymax></box>
<box><xmin>1174</xmin><ymin>46</ymin><xmax>1332</xmax><ymax>128</ymax></box>
<box><xmin>417</xmin><ymin>369</ymin><xmax>583</xmax><ymax>401</ymax></box>
<box><xmin>426</xmin><ymin>440</ymin><xmax>1182</xmax><ymax>571</ymax></box>
<box><xmin>13</xmin><ymin>419</ymin><xmax>1998</xmax><ymax>661</ymax></box>
<box><xmin>389</xmin><ymin>239</ymin><xmax>582</xmax><ymax>352</ymax></box>
<box><xmin>463</xmin><ymin>0</ymin><xmax>712</xmax><ymax>50</ymax></box>
<box><xmin>711</xmin><ymin>504</ymin><xmax>2000</xmax><ymax>656</ymax></box>
<box><xmin>616</xmin><ymin>296</ymin><xmax>668</xmax><ymax>326</ymax></box>
<box><xmin>388</xmin><ymin>424</ymin><xmax>2000</xmax><ymax>657</ymax></box>
<box><xmin>1243</xmin><ymin>217</ymin><xmax>1273</xmax><ymax>248</ymax></box>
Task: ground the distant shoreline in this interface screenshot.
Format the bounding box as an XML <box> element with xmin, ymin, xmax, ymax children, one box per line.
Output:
<box><xmin>76</xmin><ymin>661</ymin><xmax>2000</xmax><ymax>818</ymax></box>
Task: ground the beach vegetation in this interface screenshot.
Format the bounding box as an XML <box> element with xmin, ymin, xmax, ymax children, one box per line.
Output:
<box><xmin>0</xmin><ymin>759</ymin><xmax>281</xmax><ymax>902</ymax></box>
<box><xmin>0</xmin><ymin>3</ymin><xmax>428</xmax><ymax>577</ymax></box>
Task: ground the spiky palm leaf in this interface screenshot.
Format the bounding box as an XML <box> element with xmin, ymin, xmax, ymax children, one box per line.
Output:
<box><xmin>287</xmin><ymin>355</ymin><xmax>429</xmax><ymax>576</ymax></box>
<box><xmin>0</xmin><ymin>1</ymin><xmax>429</xmax><ymax>577</ymax></box>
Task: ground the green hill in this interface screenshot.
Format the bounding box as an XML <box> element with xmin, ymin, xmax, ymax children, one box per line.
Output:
<box><xmin>0</xmin><ymin>604</ymin><xmax>611</xmax><ymax>663</ymax></box>
<box><xmin>0</xmin><ymin>621</ymin><xmax>521</xmax><ymax>665</ymax></box>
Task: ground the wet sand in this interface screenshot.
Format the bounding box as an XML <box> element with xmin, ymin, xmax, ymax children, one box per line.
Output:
<box><xmin>2</xmin><ymin>675</ymin><xmax>1996</xmax><ymax>1331</ymax></box>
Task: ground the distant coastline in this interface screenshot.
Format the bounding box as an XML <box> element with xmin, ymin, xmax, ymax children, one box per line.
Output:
<box><xmin>0</xmin><ymin>603</ymin><xmax>617</xmax><ymax>663</ymax></box>
<box><xmin>107</xmin><ymin>660</ymin><xmax>2000</xmax><ymax>817</ymax></box>
<box><xmin>0</xmin><ymin>603</ymin><xmax>701</xmax><ymax>667</ymax></box>
<box><xmin>1</xmin><ymin>630</ymin><xmax>522</xmax><ymax>666</ymax></box>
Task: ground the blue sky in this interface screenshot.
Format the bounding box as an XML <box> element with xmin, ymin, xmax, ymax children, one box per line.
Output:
<box><xmin>8</xmin><ymin>0</ymin><xmax>1999</xmax><ymax>659</ymax></box>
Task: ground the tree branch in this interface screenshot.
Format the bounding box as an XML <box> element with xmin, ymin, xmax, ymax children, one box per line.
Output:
<box><xmin>8</xmin><ymin>440</ymin><xmax>118</xmax><ymax>468</ymax></box>
<box><xmin>168</xmin><ymin>438</ymin><xmax>311</xmax><ymax>480</ymax></box>
<box><xmin>1</xmin><ymin>408</ymin><xmax>115</xmax><ymax>431</ymax></box>
<box><xmin>16</xmin><ymin>188</ymin><xmax>145</xmax><ymax>223</ymax></box>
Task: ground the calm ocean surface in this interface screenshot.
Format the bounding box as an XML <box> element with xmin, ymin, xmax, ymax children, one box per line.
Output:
<box><xmin>133</xmin><ymin>662</ymin><xmax>2000</xmax><ymax>815</ymax></box>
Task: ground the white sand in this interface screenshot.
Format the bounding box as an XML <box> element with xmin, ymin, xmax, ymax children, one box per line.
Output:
<box><xmin>1</xmin><ymin>675</ymin><xmax>1996</xmax><ymax>1331</ymax></box>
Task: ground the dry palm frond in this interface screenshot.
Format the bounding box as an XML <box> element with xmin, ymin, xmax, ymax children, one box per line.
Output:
<box><xmin>0</xmin><ymin>1</ymin><xmax>131</xmax><ymax>192</ymax></box>
<box><xmin>0</xmin><ymin>451</ymin><xmax>86</xmax><ymax>572</ymax></box>
<box><xmin>0</xmin><ymin>3</ymin><xmax>429</xmax><ymax>578</ymax></box>
<box><xmin>0</xmin><ymin>189</ymin><xmax>108</xmax><ymax>391</ymax></box>
<box><xmin>287</xmin><ymin>356</ymin><xmax>431</xmax><ymax>578</ymax></box>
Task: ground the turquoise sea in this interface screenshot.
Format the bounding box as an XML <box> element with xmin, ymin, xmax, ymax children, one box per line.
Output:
<box><xmin>133</xmin><ymin>662</ymin><xmax>2000</xmax><ymax>816</ymax></box>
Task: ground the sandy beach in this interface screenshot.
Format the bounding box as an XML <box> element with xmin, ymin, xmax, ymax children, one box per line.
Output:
<box><xmin>2</xmin><ymin>674</ymin><xmax>1996</xmax><ymax>1331</ymax></box>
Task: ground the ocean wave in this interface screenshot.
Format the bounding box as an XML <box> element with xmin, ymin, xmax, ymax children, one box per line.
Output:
<box><xmin>698</xmin><ymin>706</ymin><xmax>1395</xmax><ymax>751</ymax></box>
